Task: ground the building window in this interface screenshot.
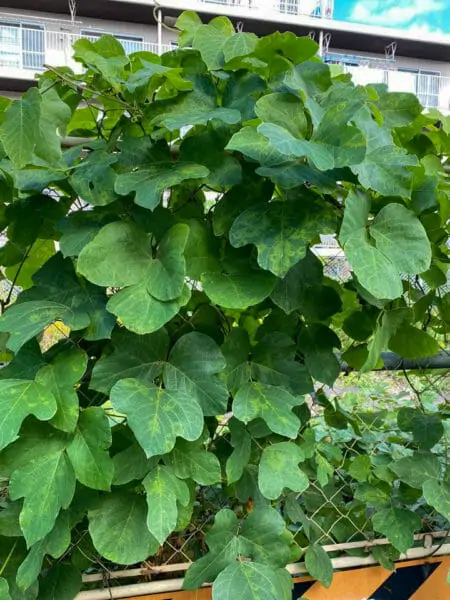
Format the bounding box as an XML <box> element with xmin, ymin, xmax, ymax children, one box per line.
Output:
<box><xmin>279</xmin><ymin>0</ymin><xmax>298</xmax><ymax>15</ymax></box>
<box><xmin>0</xmin><ymin>21</ymin><xmax>45</xmax><ymax>70</ymax></box>
<box><xmin>81</xmin><ymin>30</ymin><xmax>144</xmax><ymax>55</ymax></box>
<box><xmin>388</xmin><ymin>68</ymin><xmax>441</xmax><ymax>108</ymax></box>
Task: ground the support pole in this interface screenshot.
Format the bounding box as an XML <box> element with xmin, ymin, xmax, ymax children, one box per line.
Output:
<box><xmin>318</xmin><ymin>30</ymin><xmax>324</xmax><ymax>57</ymax></box>
<box><xmin>157</xmin><ymin>8</ymin><xmax>163</xmax><ymax>56</ymax></box>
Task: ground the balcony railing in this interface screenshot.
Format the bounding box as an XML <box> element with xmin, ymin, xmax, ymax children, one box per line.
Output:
<box><xmin>0</xmin><ymin>25</ymin><xmax>448</xmax><ymax>113</ymax></box>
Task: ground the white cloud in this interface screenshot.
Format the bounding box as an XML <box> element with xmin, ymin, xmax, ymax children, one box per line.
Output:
<box><xmin>406</xmin><ymin>23</ymin><xmax>445</xmax><ymax>36</ymax></box>
<box><xmin>350</xmin><ymin>0</ymin><xmax>445</xmax><ymax>26</ymax></box>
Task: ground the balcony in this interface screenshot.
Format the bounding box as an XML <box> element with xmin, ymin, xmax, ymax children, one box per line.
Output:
<box><xmin>0</xmin><ymin>24</ymin><xmax>448</xmax><ymax>113</ymax></box>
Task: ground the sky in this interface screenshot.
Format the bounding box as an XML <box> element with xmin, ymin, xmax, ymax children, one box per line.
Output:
<box><xmin>333</xmin><ymin>0</ymin><xmax>450</xmax><ymax>36</ymax></box>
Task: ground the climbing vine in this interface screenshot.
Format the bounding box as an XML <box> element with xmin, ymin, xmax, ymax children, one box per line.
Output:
<box><xmin>0</xmin><ymin>11</ymin><xmax>449</xmax><ymax>599</ymax></box>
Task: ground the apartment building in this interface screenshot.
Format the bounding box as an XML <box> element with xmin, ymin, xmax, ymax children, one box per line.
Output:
<box><xmin>0</xmin><ymin>0</ymin><xmax>449</xmax><ymax>112</ymax></box>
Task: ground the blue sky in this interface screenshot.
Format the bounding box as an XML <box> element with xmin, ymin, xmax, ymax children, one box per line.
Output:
<box><xmin>334</xmin><ymin>0</ymin><xmax>450</xmax><ymax>35</ymax></box>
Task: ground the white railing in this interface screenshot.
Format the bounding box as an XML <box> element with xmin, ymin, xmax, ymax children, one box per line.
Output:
<box><xmin>0</xmin><ymin>25</ymin><xmax>172</xmax><ymax>80</ymax></box>
<box><xmin>0</xmin><ymin>25</ymin><xmax>448</xmax><ymax>112</ymax></box>
<box><xmin>343</xmin><ymin>65</ymin><xmax>450</xmax><ymax>112</ymax></box>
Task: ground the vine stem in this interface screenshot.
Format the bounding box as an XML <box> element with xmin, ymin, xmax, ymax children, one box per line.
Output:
<box><xmin>4</xmin><ymin>243</ymin><xmax>34</xmax><ymax>308</ymax></box>
<box><xmin>0</xmin><ymin>540</ymin><xmax>17</xmax><ymax>577</ymax></box>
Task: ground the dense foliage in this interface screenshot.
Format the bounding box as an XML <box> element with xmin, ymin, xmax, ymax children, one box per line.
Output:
<box><xmin>0</xmin><ymin>11</ymin><xmax>449</xmax><ymax>599</ymax></box>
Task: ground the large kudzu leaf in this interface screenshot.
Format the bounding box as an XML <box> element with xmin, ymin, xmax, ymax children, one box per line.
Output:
<box><xmin>67</xmin><ymin>408</ymin><xmax>113</xmax><ymax>491</ymax></box>
<box><xmin>163</xmin><ymin>331</ymin><xmax>228</xmax><ymax>416</ymax></box>
<box><xmin>0</xmin><ymin>380</ymin><xmax>57</xmax><ymax>452</ymax></box>
<box><xmin>202</xmin><ymin>266</ymin><xmax>276</xmax><ymax>309</ymax></box>
<box><xmin>0</xmin><ymin>578</ymin><xmax>11</xmax><ymax>600</ymax></box>
<box><xmin>88</xmin><ymin>491</ymin><xmax>159</xmax><ymax>564</ymax></box>
<box><xmin>143</xmin><ymin>464</ymin><xmax>190</xmax><ymax>544</ymax></box>
<box><xmin>255</xmin><ymin>93</ymin><xmax>308</xmax><ymax>139</ymax></box>
<box><xmin>184</xmin><ymin>506</ymin><xmax>292</xmax><ymax>590</ymax></box>
<box><xmin>370</xmin><ymin>204</ymin><xmax>431</xmax><ymax>275</ymax></box>
<box><xmin>305</xmin><ymin>544</ymin><xmax>333</xmax><ymax>588</ymax></box>
<box><xmin>192</xmin><ymin>16</ymin><xmax>234</xmax><ymax>70</ymax></box>
<box><xmin>372</xmin><ymin>508</ymin><xmax>422</xmax><ymax>553</ymax></box>
<box><xmin>0</xmin><ymin>88</ymin><xmax>41</xmax><ymax>168</ymax></box>
<box><xmin>391</xmin><ymin>453</ymin><xmax>441</xmax><ymax>489</ymax></box>
<box><xmin>226</xmin><ymin>126</ymin><xmax>286</xmax><ymax>166</ymax></box>
<box><xmin>107</xmin><ymin>281</ymin><xmax>191</xmax><ymax>334</ymax></box>
<box><xmin>78</xmin><ymin>222</ymin><xmax>189</xmax><ymax>300</ymax></box>
<box><xmin>212</xmin><ymin>562</ymin><xmax>288</xmax><ymax>600</ymax></box>
<box><xmin>423</xmin><ymin>480</ymin><xmax>450</xmax><ymax>520</ymax></box>
<box><xmin>18</xmin><ymin>254</ymin><xmax>114</xmax><ymax>341</ymax></box>
<box><xmin>226</xmin><ymin>418</ymin><xmax>252</xmax><ymax>485</ymax></box>
<box><xmin>340</xmin><ymin>191</ymin><xmax>431</xmax><ymax>299</ymax></box>
<box><xmin>389</xmin><ymin>324</ymin><xmax>440</xmax><ymax>359</ymax></box>
<box><xmin>91</xmin><ymin>327</ymin><xmax>169</xmax><ymax>394</ymax></box>
<box><xmin>35</xmin><ymin>348</ymin><xmax>87</xmax><ymax>433</ymax></box>
<box><xmin>70</xmin><ymin>151</ymin><xmax>118</xmax><ymax>206</ymax></box>
<box><xmin>233</xmin><ymin>382</ymin><xmax>303</xmax><ymax>438</ymax></box>
<box><xmin>166</xmin><ymin>439</ymin><xmax>222</xmax><ymax>485</ymax></box>
<box><xmin>10</xmin><ymin>449</ymin><xmax>76</xmax><ymax>547</ymax></box>
<box><xmin>110</xmin><ymin>379</ymin><xmax>204</xmax><ymax>457</ymax></box>
<box><xmin>258</xmin><ymin>442</ymin><xmax>308</xmax><ymax>500</ymax></box>
<box><xmin>38</xmin><ymin>564</ymin><xmax>82</xmax><ymax>600</ymax></box>
<box><xmin>352</xmin><ymin>145</ymin><xmax>419</xmax><ymax>198</ymax></box>
<box><xmin>229</xmin><ymin>199</ymin><xmax>335</xmax><ymax>277</ymax></box>
<box><xmin>0</xmin><ymin>301</ymin><xmax>67</xmax><ymax>354</ymax></box>
<box><xmin>16</xmin><ymin>512</ymin><xmax>71</xmax><ymax>591</ymax></box>
<box><xmin>115</xmin><ymin>162</ymin><xmax>209</xmax><ymax>210</ymax></box>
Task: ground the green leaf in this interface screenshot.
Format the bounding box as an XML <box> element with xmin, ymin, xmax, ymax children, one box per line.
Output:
<box><xmin>143</xmin><ymin>464</ymin><xmax>190</xmax><ymax>544</ymax></box>
<box><xmin>202</xmin><ymin>267</ymin><xmax>276</xmax><ymax>309</ymax></box>
<box><xmin>305</xmin><ymin>544</ymin><xmax>333</xmax><ymax>588</ymax></box>
<box><xmin>389</xmin><ymin>325</ymin><xmax>440</xmax><ymax>359</ymax></box>
<box><xmin>175</xmin><ymin>11</ymin><xmax>203</xmax><ymax>46</ymax></box>
<box><xmin>391</xmin><ymin>453</ymin><xmax>441</xmax><ymax>489</ymax></box>
<box><xmin>0</xmin><ymin>301</ymin><xmax>67</xmax><ymax>354</ymax></box>
<box><xmin>16</xmin><ymin>511</ymin><xmax>71</xmax><ymax>591</ymax></box>
<box><xmin>35</xmin><ymin>348</ymin><xmax>87</xmax><ymax>433</ymax></box>
<box><xmin>115</xmin><ymin>162</ymin><xmax>209</xmax><ymax>210</ymax></box>
<box><xmin>370</xmin><ymin>203</ymin><xmax>431</xmax><ymax>275</ymax></box>
<box><xmin>226</xmin><ymin>418</ymin><xmax>252</xmax><ymax>485</ymax></box>
<box><xmin>226</xmin><ymin>126</ymin><xmax>286</xmax><ymax>166</ymax></box>
<box><xmin>107</xmin><ymin>281</ymin><xmax>190</xmax><ymax>334</ymax></box>
<box><xmin>166</xmin><ymin>440</ymin><xmax>221</xmax><ymax>485</ymax></box>
<box><xmin>34</xmin><ymin>88</ymin><xmax>71</xmax><ymax>166</ymax></box>
<box><xmin>284</xmin><ymin>60</ymin><xmax>331</xmax><ymax>98</ymax></box>
<box><xmin>348</xmin><ymin>455</ymin><xmax>371</xmax><ymax>482</ymax></box>
<box><xmin>9</xmin><ymin>449</ymin><xmax>76</xmax><ymax>546</ymax></box>
<box><xmin>0</xmin><ymin>380</ymin><xmax>57</xmax><ymax>452</ymax></box>
<box><xmin>258</xmin><ymin>442</ymin><xmax>308</xmax><ymax>500</ymax></box>
<box><xmin>192</xmin><ymin>17</ymin><xmax>234</xmax><ymax>70</ymax></box>
<box><xmin>110</xmin><ymin>379</ymin><xmax>204</xmax><ymax>457</ymax></box>
<box><xmin>163</xmin><ymin>331</ymin><xmax>228</xmax><ymax>416</ymax></box>
<box><xmin>352</xmin><ymin>145</ymin><xmax>419</xmax><ymax>198</ymax></box>
<box><xmin>19</xmin><ymin>254</ymin><xmax>114</xmax><ymax>341</ymax></box>
<box><xmin>233</xmin><ymin>382</ymin><xmax>303</xmax><ymax>438</ymax></box>
<box><xmin>212</xmin><ymin>562</ymin><xmax>287</xmax><ymax>600</ymax></box>
<box><xmin>298</xmin><ymin>324</ymin><xmax>341</xmax><ymax>387</ymax></box>
<box><xmin>255</xmin><ymin>31</ymin><xmax>318</xmax><ymax>65</ymax></box>
<box><xmin>229</xmin><ymin>200</ymin><xmax>335</xmax><ymax>277</ymax></box>
<box><xmin>0</xmin><ymin>88</ymin><xmax>41</xmax><ymax>168</ymax></box>
<box><xmin>88</xmin><ymin>491</ymin><xmax>159</xmax><ymax>565</ymax></box>
<box><xmin>372</xmin><ymin>508</ymin><xmax>422</xmax><ymax>553</ymax></box>
<box><xmin>255</xmin><ymin>93</ymin><xmax>308</xmax><ymax>139</ymax></box>
<box><xmin>223</xmin><ymin>32</ymin><xmax>258</xmax><ymax>62</ymax></box>
<box><xmin>184</xmin><ymin>506</ymin><xmax>292</xmax><ymax>590</ymax></box>
<box><xmin>0</xmin><ymin>578</ymin><xmax>11</xmax><ymax>600</ymax></box>
<box><xmin>375</xmin><ymin>91</ymin><xmax>422</xmax><ymax>128</ymax></box>
<box><xmin>67</xmin><ymin>407</ymin><xmax>113</xmax><ymax>491</ymax></box>
<box><xmin>70</xmin><ymin>151</ymin><xmax>118</xmax><ymax>206</ymax></box>
<box><xmin>90</xmin><ymin>327</ymin><xmax>169</xmax><ymax>394</ymax></box>
<box><xmin>112</xmin><ymin>442</ymin><xmax>158</xmax><ymax>486</ymax></box>
<box><xmin>38</xmin><ymin>564</ymin><xmax>82</xmax><ymax>600</ymax></box>
<box><xmin>179</xmin><ymin>131</ymin><xmax>242</xmax><ymax>189</ymax></box>
<box><xmin>423</xmin><ymin>480</ymin><xmax>450</xmax><ymax>520</ymax></box>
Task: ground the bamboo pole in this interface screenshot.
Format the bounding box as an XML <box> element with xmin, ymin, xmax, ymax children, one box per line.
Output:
<box><xmin>76</xmin><ymin>539</ymin><xmax>450</xmax><ymax>600</ymax></box>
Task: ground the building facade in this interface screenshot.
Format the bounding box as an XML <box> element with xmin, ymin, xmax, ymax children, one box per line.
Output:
<box><xmin>0</xmin><ymin>0</ymin><xmax>449</xmax><ymax>112</ymax></box>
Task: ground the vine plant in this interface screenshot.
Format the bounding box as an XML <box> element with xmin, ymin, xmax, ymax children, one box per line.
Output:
<box><xmin>0</xmin><ymin>11</ymin><xmax>449</xmax><ymax>600</ymax></box>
